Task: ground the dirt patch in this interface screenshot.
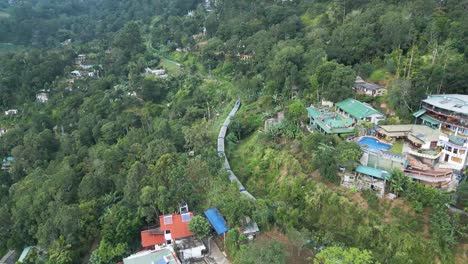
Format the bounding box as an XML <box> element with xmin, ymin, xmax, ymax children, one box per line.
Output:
<box><xmin>345</xmin><ymin>190</ymin><xmax>369</xmax><ymax>211</ymax></box>
<box><xmin>257</xmin><ymin>229</ymin><xmax>315</xmax><ymax>264</ymax></box>
<box><xmin>454</xmin><ymin>243</ymin><xmax>468</xmax><ymax>264</ymax></box>
<box><xmin>81</xmin><ymin>237</ymin><xmax>100</xmax><ymax>264</ymax></box>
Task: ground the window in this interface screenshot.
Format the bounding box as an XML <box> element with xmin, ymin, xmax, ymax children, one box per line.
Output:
<box><xmin>164</xmin><ymin>215</ymin><xmax>173</xmax><ymax>225</ymax></box>
<box><xmin>454</xmin><ymin>149</ymin><xmax>458</xmax><ymax>154</ymax></box>
<box><xmin>451</xmin><ymin>157</ymin><xmax>462</xmax><ymax>163</ymax></box>
<box><xmin>181</xmin><ymin>213</ymin><xmax>191</xmax><ymax>222</ymax></box>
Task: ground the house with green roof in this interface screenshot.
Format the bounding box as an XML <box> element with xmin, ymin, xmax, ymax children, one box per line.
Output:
<box><xmin>307</xmin><ymin>106</ymin><xmax>355</xmax><ymax>134</ymax></box>
<box><xmin>335</xmin><ymin>98</ymin><xmax>385</xmax><ymax>125</ymax></box>
<box><xmin>354</xmin><ymin>165</ymin><xmax>390</xmax><ymax>196</ymax></box>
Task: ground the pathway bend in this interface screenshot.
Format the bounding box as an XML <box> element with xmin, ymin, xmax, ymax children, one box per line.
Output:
<box><xmin>217</xmin><ymin>99</ymin><xmax>256</xmax><ymax>201</ymax></box>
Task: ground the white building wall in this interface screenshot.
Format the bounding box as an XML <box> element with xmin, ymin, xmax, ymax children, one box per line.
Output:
<box><xmin>369</xmin><ymin>114</ymin><xmax>385</xmax><ymax>125</ymax></box>
<box><xmin>438</xmin><ymin>134</ymin><xmax>468</xmax><ymax>170</ymax></box>
<box><xmin>180</xmin><ymin>245</ymin><xmax>206</xmax><ymax>259</ymax></box>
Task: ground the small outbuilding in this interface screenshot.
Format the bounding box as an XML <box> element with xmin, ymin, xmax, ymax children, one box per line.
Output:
<box><xmin>204</xmin><ymin>208</ymin><xmax>230</xmax><ymax>235</ymax></box>
<box><xmin>353</xmin><ymin>76</ymin><xmax>386</xmax><ymax>97</ymax></box>
<box><xmin>4</xmin><ymin>109</ymin><xmax>18</xmax><ymax>116</ymax></box>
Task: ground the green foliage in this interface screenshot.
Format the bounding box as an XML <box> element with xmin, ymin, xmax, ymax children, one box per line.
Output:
<box><xmin>314</xmin><ymin>144</ymin><xmax>339</xmax><ymax>183</ymax></box>
<box><xmin>315</xmin><ymin>61</ymin><xmax>356</xmax><ymax>102</ymax></box>
<box><xmin>388</xmin><ymin>168</ymin><xmax>411</xmax><ymax>197</ymax></box>
<box><xmin>0</xmin><ymin>0</ymin><xmax>467</xmax><ymax>262</ymax></box>
<box><xmin>286</xmin><ymin>227</ymin><xmax>312</xmax><ymax>256</ymax></box>
<box><xmin>188</xmin><ymin>215</ymin><xmax>211</xmax><ymax>239</ymax></box>
<box><xmin>285</xmin><ymin>101</ymin><xmax>305</xmax><ymax>124</ymax></box>
<box><xmin>456</xmin><ymin>180</ymin><xmax>468</xmax><ymax>210</ymax></box>
<box><xmin>234</xmin><ymin>240</ymin><xmax>286</xmax><ymax>264</ymax></box>
<box><xmin>315</xmin><ymin>246</ymin><xmax>375</xmax><ymax>264</ymax></box>
<box><xmin>89</xmin><ymin>239</ymin><xmax>129</xmax><ymax>264</ymax></box>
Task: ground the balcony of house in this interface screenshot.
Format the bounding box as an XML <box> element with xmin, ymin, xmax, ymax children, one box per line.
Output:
<box><xmin>421</xmin><ymin>111</ymin><xmax>468</xmax><ymax>130</ymax></box>
<box><xmin>440</xmin><ymin>126</ymin><xmax>468</xmax><ymax>139</ymax></box>
<box><xmin>404</xmin><ymin>168</ymin><xmax>452</xmax><ymax>184</ymax></box>
<box><xmin>422</xmin><ymin>104</ymin><xmax>468</xmax><ymax>122</ymax></box>
<box><xmin>407</xmin><ymin>149</ymin><xmax>442</xmax><ymax>160</ymax></box>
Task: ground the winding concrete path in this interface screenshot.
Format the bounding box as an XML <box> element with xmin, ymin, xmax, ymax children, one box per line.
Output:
<box><xmin>217</xmin><ymin>99</ymin><xmax>256</xmax><ymax>200</ymax></box>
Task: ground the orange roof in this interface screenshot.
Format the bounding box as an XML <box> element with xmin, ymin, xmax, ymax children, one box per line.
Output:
<box><xmin>141</xmin><ymin>229</ymin><xmax>166</xmax><ymax>248</ymax></box>
<box><xmin>141</xmin><ymin>212</ymin><xmax>194</xmax><ymax>248</ymax></box>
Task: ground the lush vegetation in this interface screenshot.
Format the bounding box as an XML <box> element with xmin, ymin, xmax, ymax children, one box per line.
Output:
<box><xmin>0</xmin><ymin>0</ymin><xmax>467</xmax><ymax>263</ymax></box>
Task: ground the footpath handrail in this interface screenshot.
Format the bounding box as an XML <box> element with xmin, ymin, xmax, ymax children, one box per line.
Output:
<box><xmin>217</xmin><ymin>99</ymin><xmax>256</xmax><ymax>201</ymax></box>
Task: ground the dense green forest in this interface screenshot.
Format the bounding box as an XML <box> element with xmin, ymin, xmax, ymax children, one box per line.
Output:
<box><xmin>0</xmin><ymin>0</ymin><xmax>467</xmax><ymax>263</ymax></box>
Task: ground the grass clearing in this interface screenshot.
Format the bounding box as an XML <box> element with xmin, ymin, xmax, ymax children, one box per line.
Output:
<box><xmin>388</xmin><ymin>140</ymin><xmax>404</xmax><ymax>154</ymax></box>
<box><xmin>160</xmin><ymin>58</ymin><xmax>182</xmax><ymax>74</ymax></box>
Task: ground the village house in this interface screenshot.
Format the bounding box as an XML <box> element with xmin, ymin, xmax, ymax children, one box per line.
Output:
<box><xmin>61</xmin><ymin>39</ymin><xmax>71</xmax><ymax>46</ymax></box>
<box><xmin>377</xmin><ymin>125</ymin><xmax>441</xmax><ymax>150</ymax></box>
<box><xmin>336</xmin><ymin>98</ymin><xmax>385</xmax><ymax>125</ymax></box>
<box><xmin>138</xmin><ymin>202</ymin><xmax>207</xmax><ymax>262</ymax></box>
<box><xmin>141</xmin><ymin>203</ymin><xmax>194</xmax><ymax>249</ymax></box>
<box><xmin>264</xmin><ymin>111</ymin><xmax>284</xmax><ymax>130</ymax></box>
<box><xmin>36</xmin><ymin>90</ymin><xmax>49</xmax><ymax>103</ymax></box>
<box><xmin>176</xmin><ymin>237</ymin><xmax>207</xmax><ymax>262</ymax></box>
<box><xmin>75</xmin><ymin>54</ymin><xmax>86</xmax><ymax>65</ymax></box>
<box><xmin>145</xmin><ymin>68</ymin><xmax>167</xmax><ymax>78</ymax></box>
<box><xmin>413</xmin><ymin>94</ymin><xmax>468</xmax><ymax>172</ymax></box>
<box><xmin>0</xmin><ymin>128</ymin><xmax>7</xmax><ymax>136</ymax></box>
<box><xmin>307</xmin><ymin>105</ymin><xmax>355</xmax><ymax>134</ymax></box>
<box><xmin>357</xmin><ymin>124</ymin><xmax>456</xmax><ymax>188</ymax></box>
<box><xmin>2</xmin><ymin>157</ymin><xmax>14</xmax><ymax>171</ymax></box>
<box><xmin>353</xmin><ymin>76</ymin><xmax>386</xmax><ymax>97</ymax></box>
<box><xmin>70</xmin><ymin>70</ymin><xmax>82</xmax><ymax>78</ymax></box>
<box><xmin>307</xmin><ymin>98</ymin><xmax>385</xmax><ymax>135</ymax></box>
<box><xmin>342</xmin><ymin>165</ymin><xmax>390</xmax><ymax>196</ymax></box>
<box><xmin>240</xmin><ymin>216</ymin><xmax>260</xmax><ymax>240</ymax></box>
<box><xmin>4</xmin><ymin>109</ymin><xmax>18</xmax><ymax>116</ymax></box>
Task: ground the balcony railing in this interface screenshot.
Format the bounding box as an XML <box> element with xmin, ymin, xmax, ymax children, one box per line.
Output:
<box><xmin>404</xmin><ymin>168</ymin><xmax>452</xmax><ymax>179</ymax></box>
<box><xmin>408</xmin><ymin>149</ymin><xmax>442</xmax><ymax>160</ymax></box>
<box><xmin>422</xmin><ymin>104</ymin><xmax>468</xmax><ymax>122</ymax></box>
<box><xmin>420</xmin><ymin>111</ymin><xmax>468</xmax><ymax>130</ymax></box>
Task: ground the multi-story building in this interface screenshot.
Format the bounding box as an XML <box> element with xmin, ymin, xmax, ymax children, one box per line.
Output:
<box><xmin>414</xmin><ymin>94</ymin><xmax>468</xmax><ymax>172</ymax></box>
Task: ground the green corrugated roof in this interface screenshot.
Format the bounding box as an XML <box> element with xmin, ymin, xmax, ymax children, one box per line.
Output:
<box><xmin>312</xmin><ymin>120</ymin><xmax>355</xmax><ymax>134</ymax></box>
<box><xmin>307</xmin><ymin>106</ymin><xmax>355</xmax><ymax>134</ymax></box>
<box><xmin>412</xmin><ymin>109</ymin><xmax>426</xmax><ymax>118</ymax></box>
<box><xmin>19</xmin><ymin>247</ymin><xmax>32</xmax><ymax>262</ymax></box>
<box><xmin>420</xmin><ymin>115</ymin><xmax>440</xmax><ymax>126</ymax></box>
<box><xmin>355</xmin><ymin>165</ymin><xmax>391</xmax><ymax>180</ymax></box>
<box><xmin>335</xmin><ymin>98</ymin><xmax>382</xmax><ymax>119</ymax></box>
<box><xmin>307</xmin><ymin>106</ymin><xmax>320</xmax><ymax>119</ymax></box>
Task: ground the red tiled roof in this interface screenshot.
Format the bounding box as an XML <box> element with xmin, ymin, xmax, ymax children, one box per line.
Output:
<box><xmin>141</xmin><ymin>229</ymin><xmax>166</xmax><ymax>248</ymax></box>
<box><xmin>141</xmin><ymin>212</ymin><xmax>194</xmax><ymax>248</ymax></box>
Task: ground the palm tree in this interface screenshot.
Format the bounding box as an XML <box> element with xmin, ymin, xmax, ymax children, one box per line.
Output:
<box><xmin>48</xmin><ymin>236</ymin><xmax>73</xmax><ymax>264</ymax></box>
<box><xmin>389</xmin><ymin>168</ymin><xmax>409</xmax><ymax>196</ymax></box>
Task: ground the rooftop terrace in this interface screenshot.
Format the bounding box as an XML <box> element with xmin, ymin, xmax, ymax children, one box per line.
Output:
<box><xmin>423</xmin><ymin>94</ymin><xmax>468</xmax><ymax>116</ymax></box>
<box><xmin>307</xmin><ymin>106</ymin><xmax>355</xmax><ymax>134</ymax></box>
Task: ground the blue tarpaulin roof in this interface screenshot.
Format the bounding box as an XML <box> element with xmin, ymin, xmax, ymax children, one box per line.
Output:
<box><xmin>204</xmin><ymin>208</ymin><xmax>230</xmax><ymax>235</ymax></box>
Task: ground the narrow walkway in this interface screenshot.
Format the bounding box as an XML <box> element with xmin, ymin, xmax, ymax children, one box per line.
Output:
<box><xmin>205</xmin><ymin>238</ymin><xmax>230</xmax><ymax>264</ymax></box>
<box><xmin>217</xmin><ymin>99</ymin><xmax>255</xmax><ymax>200</ymax></box>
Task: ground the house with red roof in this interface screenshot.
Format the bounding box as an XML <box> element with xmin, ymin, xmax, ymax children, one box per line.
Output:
<box><xmin>141</xmin><ymin>203</ymin><xmax>194</xmax><ymax>249</ymax></box>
